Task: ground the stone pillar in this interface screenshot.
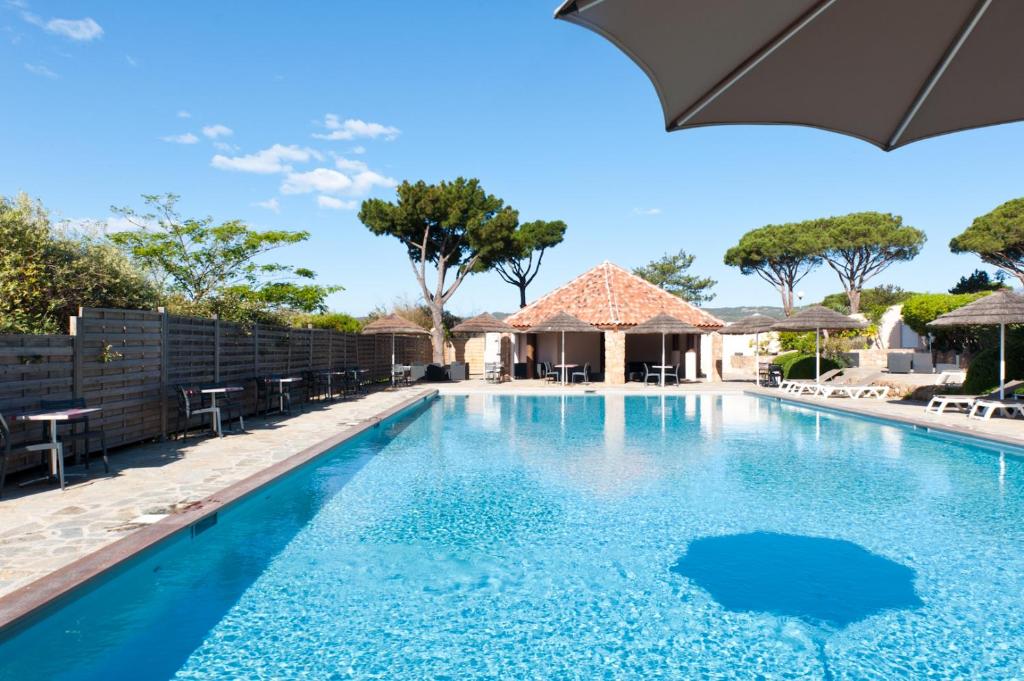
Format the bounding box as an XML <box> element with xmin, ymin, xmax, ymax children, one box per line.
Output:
<box><xmin>710</xmin><ymin>331</ymin><xmax>723</xmax><ymax>382</ymax></box>
<box><xmin>604</xmin><ymin>330</ymin><xmax>626</xmax><ymax>385</ymax></box>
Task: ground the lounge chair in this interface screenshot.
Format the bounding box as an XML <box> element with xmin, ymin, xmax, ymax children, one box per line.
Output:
<box><xmin>816</xmin><ymin>371</ymin><xmax>889</xmax><ymax>399</ymax></box>
<box><xmin>969</xmin><ymin>399</ymin><xmax>1024</xmax><ymax>421</ymax></box>
<box><xmin>925</xmin><ymin>381</ymin><xmax>1024</xmax><ymax>417</ymax></box>
<box><xmin>779</xmin><ymin>368</ymin><xmax>843</xmax><ymax>394</ymax></box>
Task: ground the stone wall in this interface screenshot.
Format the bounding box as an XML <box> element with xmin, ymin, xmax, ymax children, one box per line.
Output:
<box><xmin>604</xmin><ymin>330</ymin><xmax>626</xmax><ymax>385</ymax></box>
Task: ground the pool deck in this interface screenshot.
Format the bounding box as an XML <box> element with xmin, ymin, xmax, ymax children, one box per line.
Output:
<box><xmin>0</xmin><ymin>386</ymin><xmax>435</xmax><ymax>628</ymax></box>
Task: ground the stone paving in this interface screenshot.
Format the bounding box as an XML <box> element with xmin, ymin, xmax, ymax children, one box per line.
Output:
<box><xmin>0</xmin><ymin>387</ymin><xmax>430</xmax><ymax>599</ymax></box>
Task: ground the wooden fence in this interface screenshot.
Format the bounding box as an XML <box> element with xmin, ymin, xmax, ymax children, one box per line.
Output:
<box><xmin>0</xmin><ymin>308</ymin><xmax>431</xmax><ymax>473</ymax></box>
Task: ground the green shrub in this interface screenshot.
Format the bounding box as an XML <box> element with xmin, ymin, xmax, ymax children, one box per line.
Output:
<box><xmin>773</xmin><ymin>351</ymin><xmax>842</xmax><ymax>379</ymax></box>
<box><xmin>963</xmin><ymin>335</ymin><xmax>1024</xmax><ymax>394</ymax></box>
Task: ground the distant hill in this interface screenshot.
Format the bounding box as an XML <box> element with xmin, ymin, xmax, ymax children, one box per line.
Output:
<box><xmin>703</xmin><ymin>306</ymin><xmax>786</xmax><ymax>323</ymax></box>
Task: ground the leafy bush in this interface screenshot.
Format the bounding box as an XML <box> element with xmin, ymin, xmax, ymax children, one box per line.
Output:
<box><xmin>291</xmin><ymin>312</ymin><xmax>362</xmax><ymax>333</ymax></box>
<box><xmin>773</xmin><ymin>351</ymin><xmax>842</xmax><ymax>379</ymax></box>
<box><xmin>963</xmin><ymin>334</ymin><xmax>1024</xmax><ymax>394</ymax></box>
<box><xmin>821</xmin><ymin>285</ymin><xmax>914</xmax><ymax>323</ymax></box>
<box><xmin>901</xmin><ymin>292</ymin><xmax>990</xmax><ymax>353</ymax></box>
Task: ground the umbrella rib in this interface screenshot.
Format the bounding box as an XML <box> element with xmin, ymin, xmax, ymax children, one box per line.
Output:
<box><xmin>672</xmin><ymin>0</ymin><xmax>840</xmax><ymax>128</ymax></box>
<box><xmin>886</xmin><ymin>0</ymin><xmax>993</xmax><ymax>150</ymax></box>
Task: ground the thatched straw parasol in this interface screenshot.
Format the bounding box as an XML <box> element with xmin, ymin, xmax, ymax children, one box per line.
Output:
<box><xmin>771</xmin><ymin>306</ymin><xmax>866</xmax><ymax>382</ymax></box>
<box><xmin>451</xmin><ymin>312</ymin><xmax>514</xmax><ymax>334</ymax></box>
<box><xmin>526</xmin><ymin>312</ymin><xmax>601</xmax><ymax>385</ymax></box>
<box><xmin>718</xmin><ymin>314</ymin><xmax>778</xmax><ymax>386</ymax></box>
<box><xmin>626</xmin><ymin>313</ymin><xmax>704</xmax><ymax>386</ymax></box>
<box><xmin>362</xmin><ymin>314</ymin><xmax>430</xmax><ymax>387</ymax></box>
<box><xmin>929</xmin><ymin>290</ymin><xmax>1024</xmax><ymax>399</ymax></box>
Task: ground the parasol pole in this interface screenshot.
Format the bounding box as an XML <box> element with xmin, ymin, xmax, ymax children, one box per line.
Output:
<box><xmin>815</xmin><ymin>326</ymin><xmax>821</xmax><ymax>383</ymax></box>
<box><xmin>1000</xmin><ymin>322</ymin><xmax>1006</xmax><ymax>400</ymax></box>
<box><xmin>661</xmin><ymin>332</ymin><xmax>666</xmax><ymax>387</ymax></box>
<box><xmin>754</xmin><ymin>331</ymin><xmax>761</xmax><ymax>387</ymax></box>
<box><xmin>561</xmin><ymin>330</ymin><xmax>566</xmax><ymax>386</ymax></box>
<box><xmin>391</xmin><ymin>332</ymin><xmax>396</xmax><ymax>388</ymax></box>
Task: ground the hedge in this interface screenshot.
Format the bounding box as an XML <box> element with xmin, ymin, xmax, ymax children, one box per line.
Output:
<box><xmin>963</xmin><ymin>335</ymin><xmax>1024</xmax><ymax>394</ymax></box>
<box><xmin>773</xmin><ymin>351</ymin><xmax>843</xmax><ymax>380</ymax></box>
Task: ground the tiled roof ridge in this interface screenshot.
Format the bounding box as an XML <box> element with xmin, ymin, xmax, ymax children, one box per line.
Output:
<box><xmin>602</xmin><ymin>261</ymin><xmax>621</xmax><ymax>325</ymax></box>
<box><xmin>505</xmin><ymin>265</ymin><xmax>604</xmax><ymax>325</ymax></box>
<box><xmin>606</xmin><ymin>261</ymin><xmax>725</xmax><ymax>327</ymax></box>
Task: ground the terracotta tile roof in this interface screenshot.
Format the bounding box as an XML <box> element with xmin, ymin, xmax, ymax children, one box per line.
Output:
<box><xmin>506</xmin><ymin>261</ymin><xmax>724</xmax><ymax>330</ymax></box>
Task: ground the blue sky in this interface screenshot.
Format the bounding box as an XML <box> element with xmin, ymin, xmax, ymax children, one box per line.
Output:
<box><xmin>4</xmin><ymin>1</ymin><xmax>1024</xmax><ymax>316</ymax></box>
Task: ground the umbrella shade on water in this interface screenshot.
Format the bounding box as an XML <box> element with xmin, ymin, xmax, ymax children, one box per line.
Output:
<box><xmin>625</xmin><ymin>313</ymin><xmax>705</xmax><ymax>387</ymax></box>
<box><xmin>554</xmin><ymin>0</ymin><xmax>1024</xmax><ymax>151</ymax></box>
<box><xmin>451</xmin><ymin>313</ymin><xmax>515</xmax><ymax>334</ymax></box>
<box><xmin>771</xmin><ymin>306</ymin><xmax>865</xmax><ymax>382</ymax></box>
<box><xmin>526</xmin><ymin>312</ymin><xmax>601</xmax><ymax>385</ymax></box>
<box><xmin>929</xmin><ymin>290</ymin><xmax>1024</xmax><ymax>399</ymax></box>
<box><xmin>718</xmin><ymin>314</ymin><xmax>777</xmax><ymax>386</ymax></box>
<box><xmin>361</xmin><ymin>314</ymin><xmax>430</xmax><ymax>387</ymax></box>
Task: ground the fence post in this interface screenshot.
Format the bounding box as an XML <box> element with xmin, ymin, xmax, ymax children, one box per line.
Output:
<box><xmin>213</xmin><ymin>314</ymin><xmax>221</xmax><ymax>384</ymax></box>
<box><xmin>328</xmin><ymin>330</ymin><xmax>333</xmax><ymax>369</ymax></box>
<box><xmin>70</xmin><ymin>310</ymin><xmax>83</xmax><ymax>400</ymax></box>
<box><xmin>253</xmin><ymin>322</ymin><xmax>260</xmax><ymax>378</ymax></box>
<box><xmin>158</xmin><ymin>307</ymin><xmax>169</xmax><ymax>441</ymax></box>
<box><xmin>307</xmin><ymin>324</ymin><xmax>314</xmax><ymax>370</ymax></box>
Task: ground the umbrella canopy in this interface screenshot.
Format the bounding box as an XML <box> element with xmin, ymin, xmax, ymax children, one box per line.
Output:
<box><xmin>526</xmin><ymin>311</ymin><xmax>601</xmax><ymax>334</ymax></box>
<box><xmin>624</xmin><ymin>313</ymin><xmax>704</xmax><ymax>336</ymax></box>
<box><xmin>451</xmin><ymin>312</ymin><xmax>515</xmax><ymax>334</ymax></box>
<box><xmin>718</xmin><ymin>314</ymin><xmax>778</xmax><ymax>335</ymax></box>
<box><xmin>929</xmin><ymin>290</ymin><xmax>1024</xmax><ymax>399</ymax></box>
<box><xmin>928</xmin><ymin>290</ymin><xmax>1024</xmax><ymax>327</ymax></box>
<box><xmin>554</xmin><ymin>0</ymin><xmax>1024</xmax><ymax>151</ymax></box>
<box><xmin>770</xmin><ymin>306</ymin><xmax>866</xmax><ymax>332</ymax></box>
<box><xmin>361</xmin><ymin>314</ymin><xmax>429</xmax><ymax>336</ymax></box>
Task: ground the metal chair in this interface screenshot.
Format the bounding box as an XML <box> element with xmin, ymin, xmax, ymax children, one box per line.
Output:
<box><xmin>213</xmin><ymin>385</ymin><xmax>246</xmax><ymax>433</ymax></box>
<box><xmin>543</xmin><ymin>362</ymin><xmax>560</xmax><ymax>382</ymax></box>
<box><xmin>663</xmin><ymin>364</ymin><xmax>681</xmax><ymax>386</ymax></box>
<box><xmin>643</xmin><ymin>363</ymin><xmax>660</xmax><ymax>386</ymax></box>
<box><xmin>176</xmin><ymin>386</ymin><xmax>221</xmax><ymax>438</ymax></box>
<box><xmin>392</xmin><ymin>364</ymin><xmax>410</xmax><ymax>386</ymax></box>
<box><xmin>571</xmin><ymin>362</ymin><xmax>591</xmax><ymax>384</ymax></box>
<box><xmin>0</xmin><ymin>411</ymin><xmax>66</xmax><ymax>494</ymax></box>
<box><xmin>484</xmin><ymin>362</ymin><xmax>502</xmax><ymax>383</ymax></box>
<box><xmin>39</xmin><ymin>398</ymin><xmax>109</xmax><ymax>473</ymax></box>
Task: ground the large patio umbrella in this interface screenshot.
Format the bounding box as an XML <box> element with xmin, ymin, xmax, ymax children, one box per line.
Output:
<box><xmin>625</xmin><ymin>313</ymin><xmax>704</xmax><ymax>387</ymax></box>
<box><xmin>451</xmin><ymin>312</ymin><xmax>515</xmax><ymax>334</ymax></box>
<box><xmin>554</xmin><ymin>1</ymin><xmax>1024</xmax><ymax>151</ymax></box>
<box><xmin>361</xmin><ymin>314</ymin><xmax>429</xmax><ymax>387</ymax></box>
<box><xmin>929</xmin><ymin>290</ymin><xmax>1024</xmax><ymax>399</ymax></box>
<box><xmin>718</xmin><ymin>314</ymin><xmax>778</xmax><ymax>386</ymax></box>
<box><xmin>771</xmin><ymin>306</ymin><xmax>865</xmax><ymax>382</ymax></box>
<box><xmin>526</xmin><ymin>312</ymin><xmax>601</xmax><ymax>385</ymax></box>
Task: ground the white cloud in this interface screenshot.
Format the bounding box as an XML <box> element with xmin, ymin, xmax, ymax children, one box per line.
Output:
<box><xmin>334</xmin><ymin>156</ymin><xmax>368</xmax><ymax>173</ymax></box>
<box><xmin>281</xmin><ymin>166</ymin><xmax>396</xmax><ymax>197</ymax></box>
<box><xmin>317</xmin><ymin>195</ymin><xmax>357</xmax><ymax>210</ymax></box>
<box><xmin>633</xmin><ymin>207</ymin><xmax>662</xmax><ymax>216</ymax></box>
<box><xmin>213</xmin><ymin>141</ymin><xmax>239</xmax><ymax>152</ymax></box>
<box><xmin>202</xmin><ymin>124</ymin><xmax>233</xmax><ymax>139</ymax></box>
<box><xmin>63</xmin><ymin>216</ymin><xmax>141</xmax><ymax>234</ymax></box>
<box><xmin>210</xmin><ymin>144</ymin><xmax>320</xmax><ymax>174</ymax></box>
<box><xmin>254</xmin><ymin>198</ymin><xmax>280</xmax><ymax>213</ymax></box>
<box><xmin>24</xmin><ymin>62</ymin><xmax>57</xmax><ymax>78</ymax></box>
<box><xmin>23</xmin><ymin>13</ymin><xmax>103</xmax><ymax>41</ymax></box>
<box><xmin>351</xmin><ymin>145</ymin><xmax>366</xmax><ymax>155</ymax></box>
<box><xmin>313</xmin><ymin>114</ymin><xmax>400</xmax><ymax>141</ymax></box>
<box><xmin>161</xmin><ymin>132</ymin><xmax>199</xmax><ymax>144</ymax></box>
<box><xmin>177</xmin><ymin>110</ymin><xmax>191</xmax><ymax>119</ymax></box>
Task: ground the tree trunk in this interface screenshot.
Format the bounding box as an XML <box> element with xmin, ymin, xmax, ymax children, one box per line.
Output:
<box><xmin>427</xmin><ymin>301</ymin><xmax>445</xmax><ymax>364</ymax></box>
<box><xmin>518</xmin><ymin>283</ymin><xmax>527</xmax><ymax>308</ymax></box>
<box><xmin>780</xmin><ymin>287</ymin><xmax>794</xmax><ymax>317</ymax></box>
<box><xmin>847</xmin><ymin>289</ymin><xmax>861</xmax><ymax>314</ymax></box>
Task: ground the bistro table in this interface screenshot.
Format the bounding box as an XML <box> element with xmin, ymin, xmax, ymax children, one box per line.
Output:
<box><xmin>652</xmin><ymin>364</ymin><xmax>674</xmax><ymax>387</ymax></box>
<box><xmin>318</xmin><ymin>370</ymin><xmax>350</xmax><ymax>400</ymax></box>
<box><xmin>349</xmin><ymin>369</ymin><xmax>370</xmax><ymax>394</ymax></box>
<box><xmin>273</xmin><ymin>377</ymin><xmax>302</xmax><ymax>413</ymax></box>
<box><xmin>200</xmin><ymin>386</ymin><xmax>244</xmax><ymax>436</ymax></box>
<box><xmin>554</xmin><ymin>363</ymin><xmax>579</xmax><ymax>385</ymax></box>
<box><xmin>15</xmin><ymin>407</ymin><xmax>102</xmax><ymax>491</ymax></box>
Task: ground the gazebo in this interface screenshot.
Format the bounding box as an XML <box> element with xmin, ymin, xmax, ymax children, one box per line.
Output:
<box><xmin>361</xmin><ymin>314</ymin><xmax>429</xmax><ymax>387</ymax></box>
<box><xmin>451</xmin><ymin>313</ymin><xmax>516</xmax><ymax>380</ymax></box>
<box><xmin>526</xmin><ymin>312</ymin><xmax>601</xmax><ymax>385</ymax></box>
<box><xmin>506</xmin><ymin>262</ymin><xmax>724</xmax><ymax>383</ymax></box>
<box><xmin>625</xmin><ymin>313</ymin><xmax>704</xmax><ymax>386</ymax></box>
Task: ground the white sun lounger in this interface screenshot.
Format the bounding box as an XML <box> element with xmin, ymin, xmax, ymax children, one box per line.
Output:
<box><xmin>925</xmin><ymin>394</ymin><xmax>976</xmax><ymax>415</ymax></box>
<box><xmin>779</xmin><ymin>369</ymin><xmax>843</xmax><ymax>394</ymax></box>
<box><xmin>968</xmin><ymin>399</ymin><xmax>1024</xmax><ymax>421</ymax></box>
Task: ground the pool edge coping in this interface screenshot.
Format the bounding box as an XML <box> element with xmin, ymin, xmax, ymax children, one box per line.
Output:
<box><xmin>745</xmin><ymin>387</ymin><xmax>1024</xmax><ymax>452</ymax></box>
<box><xmin>0</xmin><ymin>388</ymin><xmax>439</xmax><ymax>632</ymax></box>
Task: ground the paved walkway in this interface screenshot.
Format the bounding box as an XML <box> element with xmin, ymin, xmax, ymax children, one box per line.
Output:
<box><xmin>0</xmin><ymin>387</ymin><xmax>429</xmax><ymax>600</ymax></box>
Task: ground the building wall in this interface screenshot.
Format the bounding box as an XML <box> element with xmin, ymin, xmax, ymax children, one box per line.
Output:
<box><xmin>535</xmin><ymin>332</ymin><xmax>602</xmax><ymax>371</ymax></box>
<box><xmin>604</xmin><ymin>330</ymin><xmax>626</xmax><ymax>385</ymax></box>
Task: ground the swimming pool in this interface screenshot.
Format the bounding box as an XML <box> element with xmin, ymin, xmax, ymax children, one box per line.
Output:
<box><xmin>2</xmin><ymin>393</ymin><xmax>1023</xmax><ymax>679</ymax></box>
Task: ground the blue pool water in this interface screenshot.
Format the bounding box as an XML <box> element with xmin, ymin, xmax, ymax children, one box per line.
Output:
<box><xmin>2</xmin><ymin>394</ymin><xmax>1024</xmax><ymax>679</ymax></box>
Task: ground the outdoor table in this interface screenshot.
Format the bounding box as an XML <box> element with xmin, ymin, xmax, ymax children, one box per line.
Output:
<box><xmin>200</xmin><ymin>386</ymin><xmax>244</xmax><ymax>436</ymax></box>
<box><xmin>554</xmin><ymin>363</ymin><xmax>579</xmax><ymax>384</ymax></box>
<box><xmin>653</xmin><ymin>364</ymin><xmax>674</xmax><ymax>387</ymax></box>
<box><xmin>15</xmin><ymin>407</ymin><xmax>102</xmax><ymax>491</ymax></box>
<box><xmin>319</xmin><ymin>371</ymin><xmax>349</xmax><ymax>399</ymax></box>
<box><xmin>274</xmin><ymin>377</ymin><xmax>302</xmax><ymax>412</ymax></box>
<box><xmin>349</xmin><ymin>369</ymin><xmax>369</xmax><ymax>393</ymax></box>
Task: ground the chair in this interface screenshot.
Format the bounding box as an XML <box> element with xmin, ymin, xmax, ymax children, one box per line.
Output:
<box><xmin>257</xmin><ymin>377</ymin><xmax>292</xmax><ymax>415</ymax></box>
<box><xmin>214</xmin><ymin>386</ymin><xmax>246</xmax><ymax>433</ymax></box>
<box><xmin>484</xmin><ymin>362</ymin><xmax>502</xmax><ymax>383</ymax></box>
<box><xmin>543</xmin><ymin>362</ymin><xmax>559</xmax><ymax>383</ymax></box>
<box><xmin>766</xmin><ymin>364</ymin><xmax>784</xmax><ymax>387</ymax></box>
<box><xmin>643</xmin><ymin>363</ymin><xmax>659</xmax><ymax>386</ymax></box>
<box><xmin>571</xmin><ymin>362</ymin><xmax>591</xmax><ymax>384</ymax></box>
<box><xmin>0</xmin><ymin>413</ymin><xmax>10</xmax><ymax>498</ymax></box>
<box><xmin>663</xmin><ymin>364</ymin><xmax>681</xmax><ymax>386</ymax></box>
<box><xmin>39</xmin><ymin>398</ymin><xmax>109</xmax><ymax>473</ymax></box>
<box><xmin>969</xmin><ymin>399</ymin><xmax>1024</xmax><ymax>421</ymax></box>
<box><xmin>176</xmin><ymin>386</ymin><xmax>221</xmax><ymax>437</ymax></box>
<box><xmin>392</xmin><ymin>364</ymin><xmax>410</xmax><ymax>386</ymax></box>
